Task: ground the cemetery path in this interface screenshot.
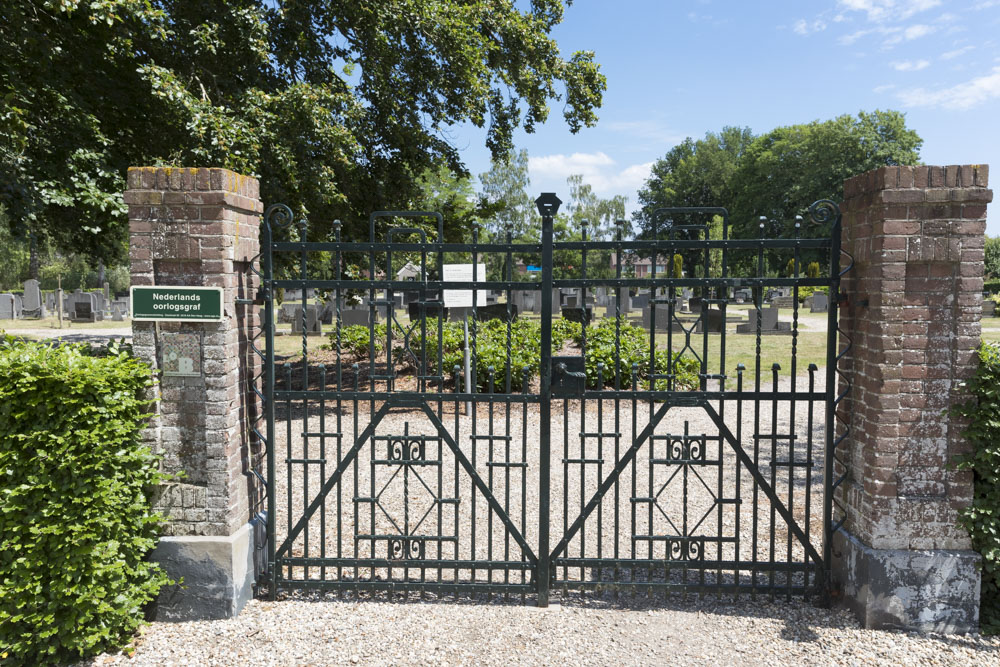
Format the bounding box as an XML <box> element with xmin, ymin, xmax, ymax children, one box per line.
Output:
<box><xmin>3</xmin><ymin>326</ymin><xmax>132</xmax><ymax>345</ymax></box>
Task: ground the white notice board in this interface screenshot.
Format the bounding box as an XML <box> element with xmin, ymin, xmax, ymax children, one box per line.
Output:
<box><xmin>442</xmin><ymin>264</ymin><xmax>487</xmax><ymax>307</ymax></box>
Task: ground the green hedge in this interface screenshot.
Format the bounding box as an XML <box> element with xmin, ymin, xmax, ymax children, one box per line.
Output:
<box><xmin>951</xmin><ymin>342</ymin><xmax>1000</xmax><ymax>634</ymax></box>
<box><xmin>985</xmin><ymin>279</ymin><xmax>1000</xmax><ymax>294</ymax></box>
<box><xmin>0</xmin><ymin>338</ymin><xmax>169</xmax><ymax>664</ymax></box>
<box><xmin>329</xmin><ymin>317</ymin><xmax>699</xmax><ymax>393</ymax></box>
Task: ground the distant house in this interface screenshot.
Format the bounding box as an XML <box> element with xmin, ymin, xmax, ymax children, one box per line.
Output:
<box><xmin>396</xmin><ymin>262</ymin><xmax>421</xmax><ymax>281</ymax></box>
<box><xmin>609</xmin><ymin>252</ymin><xmax>671</xmax><ymax>278</ymax></box>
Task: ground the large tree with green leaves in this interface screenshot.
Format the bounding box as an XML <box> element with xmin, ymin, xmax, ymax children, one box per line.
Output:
<box><xmin>1</xmin><ymin>0</ymin><xmax>605</xmax><ymax>264</ymax></box>
<box><xmin>635</xmin><ymin>111</ymin><xmax>921</xmax><ymax>241</ymax></box>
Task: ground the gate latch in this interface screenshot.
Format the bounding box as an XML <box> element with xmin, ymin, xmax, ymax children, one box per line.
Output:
<box><xmin>551</xmin><ymin>356</ymin><xmax>586</xmax><ymax>397</ymax></box>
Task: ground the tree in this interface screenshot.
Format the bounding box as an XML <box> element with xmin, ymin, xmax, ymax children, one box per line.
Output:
<box><xmin>553</xmin><ymin>173</ymin><xmax>627</xmax><ymax>279</ymax></box>
<box><xmin>634</xmin><ymin>126</ymin><xmax>755</xmax><ymax>239</ymax></box>
<box><xmin>0</xmin><ymin>1</ymin><xmax>606</xmax><ymax>265</ymax></box>
<box><xmin>478</xmin><ymin>149</ymin><xmax>534</xmax><ymax>243</ymax></box>
<box><xmin>985</xmin><ymin>236</ymin><xmax>1000</xmax><ymax>280</ymax></box>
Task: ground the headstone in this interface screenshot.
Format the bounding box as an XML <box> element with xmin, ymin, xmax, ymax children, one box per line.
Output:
<box><xmin>112</xmin><ymin>303</ymin><xmax>125</xmax><ymax>321</ymax></box>
<box><xmin>551</xmin><ymin>288</ymin><xmax>562</xmax><ymax>315</ymax></box>
<box><xmin>736</xmin><ymin>306</ymin><xmax>790</xmax><ymax>334</ymax></box>
<box><xmin>340</xmin><ymin>309</ymin><xmax>371</xmax><ymax>327</ymax></box>
<box><xmin>641</xmin><ymin>305</ymin><xmax>683</xmax><ymax>332</ymax></box>
<box><xmin>13</xmin><ymin>295</ymin><xmax>23</xmax><ymax>319</ymax></box>
<box><xmin>631</xmin><ymin>292</ymin><xmax>650</xmax><ymax>310</ymax></box>
<box><xmin>408</xmin><ymin>299</ymin><xmax>445</xmax><ymax>321</ymax></box>
<box><xmin>290</xmin><ymin>305</ymin><xmax>323</xmax><ymax>334</ymax></box>
<box><xmin>810</xmin><ymin>292</ymin><xmax>829</xmax><ymax>313</ymax></box>
<box><xmin>476</xmin><ymin>303</ymin><xmax>517</xmax><ymax>322</ymax></box>
<box><xmin>561</xmin><ymin>306</ymin><xmax>591</xmax><ymax>325</ymax></box>
<box><xmin>22</xmin><ymin>279</ymin><xmax>44</xmax><ymax>318</ymax></box>
<box><xmin>72</xmin><ymin>300</ymin><xmax>97</xmax><ymax>323</ymax></box>
<box><xmin>0</xmin><ymin>293</ymin><xmax>13</xmax><ymax>319</ymax></box>
<box><xmin>694</xmin><ymin>308</ymin><xmax>726</xmax><ymax>333</ymax></box>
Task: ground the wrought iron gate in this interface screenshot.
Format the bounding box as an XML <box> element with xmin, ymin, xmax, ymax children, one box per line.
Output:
<box><xmin>259</xmin><ymin>196</ymin><xmax>849</xmax><ymax>604</ymax></box>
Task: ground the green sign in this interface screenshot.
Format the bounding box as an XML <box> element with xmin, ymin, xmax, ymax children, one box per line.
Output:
<box><xmin>130</xmin><ymin>286</ymin><xmax>224</xmax><ymax>322</ymax></box>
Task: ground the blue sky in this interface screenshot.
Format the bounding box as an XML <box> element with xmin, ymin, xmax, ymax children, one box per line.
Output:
<box><xmin>453</xmin><ymin>0</ymin><xmax>1000</xmax><ymax>233</ymax></box>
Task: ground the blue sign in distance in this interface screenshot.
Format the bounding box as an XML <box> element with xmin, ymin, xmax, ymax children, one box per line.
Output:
<box><xmin>526</xmin><ymin>265</ymin><xmax>541</xmax><ymax>272</ymax></box>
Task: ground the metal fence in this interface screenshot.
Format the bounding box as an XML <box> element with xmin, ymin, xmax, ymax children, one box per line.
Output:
<box><xmin>258</xmin><ymin>195</ymin><xmax>850</xmax><ymax>604</ymax></box>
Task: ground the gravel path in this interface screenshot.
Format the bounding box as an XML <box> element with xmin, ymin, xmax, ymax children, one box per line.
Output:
<box><xmin>86</xmin><ymin>595</ymin><xmax>1000</xmax><ymax>666</ymax></box>
<box><xmin>270</xmin><ymin>370</ymin><xmax>831</xmax><ymax>594</ymax></box>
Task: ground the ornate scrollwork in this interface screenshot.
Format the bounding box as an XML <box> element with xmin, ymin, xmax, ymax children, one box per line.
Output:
<box><xmin>388</xmin><ymin>437</ymin><xmax>424</xmax><ymax>462</ymax></box>
<box><xmin>666</xmin><ymin>538</ymin><xmax>703</xmax><ymax>562</ymax></box>
<box><xmin>264</xmin><ymin>203</ymin><xmax>294</xmax><ymax>231</ymax></box>
<box><xmin>389</xmin><ymin>538</ymin><xmax>425</xmax><ymax>561</ymax></box>
<box><xmin>667</xmin><ymin>437</ymin><xmax>705</xmax><ymax>462</ymax></box>
<box><xmin>808</xmin><ymin>199</ymin><xmax>840</xmax><ymax>226</ymax></box>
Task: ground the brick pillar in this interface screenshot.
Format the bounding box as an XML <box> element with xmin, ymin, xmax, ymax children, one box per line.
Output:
<box><xmin>126</xmin><ymin>167</ymin><xmax>262</xmax><ymax>620</ymax></box>
<box><xmin>836</xmin><ymin>164</ymin><xmax>992</xmax><ymax>632</ymax></box>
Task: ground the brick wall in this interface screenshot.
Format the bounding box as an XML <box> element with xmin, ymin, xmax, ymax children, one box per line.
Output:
<box><xmin>126</xmin><ymin>167</ymin><xmax>262</xmax><ymax>537</ymax></box>
<box><xmin>838</xmin><ymin>164</ymin><xmax>992</xmax><ymax>551</ymax></box>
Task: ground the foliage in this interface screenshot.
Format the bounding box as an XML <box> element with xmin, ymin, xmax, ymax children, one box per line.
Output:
<box><xmin>986</xmin><ymin>279</ymin><xmax>1000</xmax><ymax>295</ymax></box>
<box><xmin>1</xmin><ymin>0</ymin><xmax>605</xmax><ymax>264</ymax></box>
<box><xmin>582</xmin><ymin>318</ymin><xmax>699</xmax><ymax>391</ymax></box>
<box><xmin>806</xmin><ymin>261</ymin><xmax>821</xmax><ymax>279</ymax></box>
<box><xmin>331</xmin><ymin>323</ymin><xmax>386</xmax><ymax>359</ymax></box>
<box><xmin>986</xmin><ymin>237</ymin><xmax>1000</xmax><ymax>280</ymax></box>
<box><xmin>0</xmin><ymin>338</ymin><xmax>169</xmax><ymax>664</ymax></box>
<box><xmin>786</xmin><ymin>258</ymin><xmax>796</xmax><ymax>277</ymax></box>
<box><xmin>635</xmin><ymin>111</ymin><xmax>922</xmax><ymax>273</ymax></box>
<box><xmin>672</xmin><ymin>254</ymin><xmax>683</xmax><ymax>279</ymax></box>
<box><xmin>950</xmin><ymin>343</ymin><xmax>1000</xmax><ymax>634</ymax></box>
<box><xmin>795</xmin><ymin>286</ymin><xmax>829</xmax><ymax>304</ymax></box>
<box><xmin>552</xmin><ymin>317</ymin><xmax>584</xmax><ymax>347</ymax></box>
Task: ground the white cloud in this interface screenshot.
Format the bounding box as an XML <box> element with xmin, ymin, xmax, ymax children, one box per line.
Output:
<box><xmin>793</xmin><ymin>18</ymin><xmax>828</xmax><ymax>35</ymax></box>
<box><xmin>873</xmin><ymin>83</ymin><xmax>897</xmax><ymax>93</ymax></box>
<box><xmin>897</xmin><ymin>66</ymin><xmax>1000</xmax><ymax>109</ymax></box>
<box><xmin>837</xmin><ymin>0</ymin><xmax>941</xmax><ymax>23</ymax></box>
<box><xmin>529</xmin><ymin>152</ymin><xmax>653</xmax><ymax>196</ymax></box>
<box><xmin>903</xmin><ymin>24</ymin><xmax>934</xmax><ymax>40</ymax></box>
<box><xmin>942</xmin><ymin>45</ymin><xmax>974</xmax><ymax>60</ymax></box>
<box><xmin>891</xmin><ymin>59</ymin><xmax>930</xmax><ymax>71</ymax></box>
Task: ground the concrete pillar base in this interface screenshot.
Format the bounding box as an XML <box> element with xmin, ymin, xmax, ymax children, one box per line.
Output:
<box><xmin>832</xmin><ymin>529</ymin><xmax>981</xmax><ymax>633</ymax></box>
<box><xmin>150</xmin><ymin>522</ymin><xmax>256</xmax><ymax>621</ymax></box>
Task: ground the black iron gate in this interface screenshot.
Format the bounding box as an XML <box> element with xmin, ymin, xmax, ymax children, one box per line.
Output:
<box><xmin>258</xmin><ymin>196</ymin><xmax>850</xmax><ymax>604</ymax></box>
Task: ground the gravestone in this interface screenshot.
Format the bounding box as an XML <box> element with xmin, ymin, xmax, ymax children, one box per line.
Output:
<box><xmin>561</xmin><ymin>306</ymin><xmax>590</xmax><ymax>325</ymax></box>
<box><xmin>641</xmin><ymin>305</ymin><xmax>684</xmax><ymax>332</ymax></box>
<box><xmin>72</xmin><ymin>300</ymin><xmax>97</xmax><ymax>323</ymax></box>
<box><xmin>694</xmin><ymin>308</ymin><xmax>726</xmax><ymax>333</ymax></box>
<box><xmin>0</xmin><ymin>293</ymin><xmax>14</xmax><ymax>319</ymax></box>
<box><xmin>476</xmin><ymin>303</ymin><xmax>517</xmax><ymax>322</ymax></box>
<box><xmin>551</xmin><ymin>288</ymin><xmax>562</xmax><ymax>315</ymax></box>
<box><xmin>112</xmin><ymin>298</ymin><xmax>130</xmax><ymax>317</ymax></box>
<box><xmin>810</xmin><ymin>292</ymin><xmax>829</xmax><ymax>313</ymax></box>
<box><xmin>290</xmin><ymin>305</ymin><xmax>323</xmax><ymax>334</ymax></box>
<box><xmin>112</xmin><ymin>303</ymin><xmax>126</xmax><ymax>321</ymax></box>
<box><xmin>631</xmin><ymin>292</ymin><xmax>650</xmax><ymax>310</ymax></box>
<box><xmin>22</xmin><ymin>279</ymin><xmax>45</xmax><ymax>318</ymax></box>
<box><xmin>340</xmin><ymin>308</ymin><xmax>372</xmax><ymax>327</ymax></box>
<box><xmin>736</xmin><ymin>306</ymin><xmax>789</xmax><ymax>334</ymax></box>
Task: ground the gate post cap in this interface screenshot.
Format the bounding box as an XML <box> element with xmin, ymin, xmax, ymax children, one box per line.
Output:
<box><xmin>535</xmin><ymin>193</ymin><xmax>562</xmax><ymax>217</ymax></box>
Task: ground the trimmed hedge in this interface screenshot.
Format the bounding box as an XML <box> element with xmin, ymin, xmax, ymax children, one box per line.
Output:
<box><xmin>952</xmin><ymin>342</ymin><xmax>1000</xmax><ymax>634</ymax></box>
<box><xmin>0</xmin><ymin>338</ymin><xmax>169</xmax><ymax>664</ymax></box>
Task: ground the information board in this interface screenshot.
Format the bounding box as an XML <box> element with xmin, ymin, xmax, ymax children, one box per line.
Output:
<box><xmin>130</xmin><ymin>286</ymin><xmax>224</xmax><ymax>322</ymax></box>
<box><xmin>442</xmin><ymin>264</ymin><xmax>487</xmax><ymax>308</ymax></box>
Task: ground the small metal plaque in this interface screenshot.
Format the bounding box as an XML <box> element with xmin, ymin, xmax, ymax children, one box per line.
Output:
<box><xmin>161</xmin><ymin>332</ymin><xmax>202</xmax><ymax>377</ymax></box>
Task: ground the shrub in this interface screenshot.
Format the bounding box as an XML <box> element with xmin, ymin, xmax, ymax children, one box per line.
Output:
<box><xmin>796</xmin><ymin>285</ymin><xmax>829</xmax><ymax>304</ymax></box>
<box><xmin>951</xmin><ymin>342</ymin><xmax>1000</xmax><ymax>634</ymax></box>
<box><xmin>806</xmin><ymin>261</ymin><xmax>821</xmax><ymax>279</ymax></box>
<box><xmin>581</xmin><ymin>318</ymin><xmax>699</xmax><ymax>391</ymax></box>
<box><xmin>986</xmin><ymin>278</ymin><xmax>1000</xmax><ymax>295</ymax></box>
<box><xmin>0</xmin><ymin>338</ymin><xmax>169</xmax><ymax>664</ymax></box>
<box><xmin>330</xmin><ymin>323</ymin><xmax>387</xmax><ymax>359</ymax></box>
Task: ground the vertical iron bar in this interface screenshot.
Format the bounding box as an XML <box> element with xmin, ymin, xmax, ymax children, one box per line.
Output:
<box><xmin>263</xmin><ymin>218</ymin><xmax>277</xmax><ymax>599</ymax></box>
<box><xmin>822</xmin><ymin>209</ymin><xmax>843</xmax><ymax>595</ymax></box>
<box><xmin>537</xmin><ymin>194</ymin><xmax>558</xmax><ymax>606</ymax></box>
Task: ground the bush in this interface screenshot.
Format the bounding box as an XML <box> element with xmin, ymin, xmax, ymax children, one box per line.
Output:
<box><xmin>583</xmin><ymin>318</ymin><xmax>699</xmax><ymax>391</ymax></box>
<box><xmin>0</xmin><ymin>338</ymin><xmax>169</xmax><ymax>664</ymax></box>
<box><xmin>985</xmin><ymin>278</ymin><xmax>1000</xmax><ymax>295</ymax></box>
<box><xmin>796</xmin><ymin>285</ymin><xmax>829</xmax><ymax>304</ymax></box>
<box><xmin>951</xmin><ymin>342</ymin><xmax>1000</xmax><ymax>634</ymax></box>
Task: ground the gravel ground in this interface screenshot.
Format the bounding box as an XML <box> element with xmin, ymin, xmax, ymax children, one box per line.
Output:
<box><xmin>271</xmin><ymin>370</ymin><xmax>830</xmax><ymax>593</ymax></box>
<box><xmin>85</xmin><ymin>595</ymin><xmax>1000</xmax><ymax>666</ymax></box>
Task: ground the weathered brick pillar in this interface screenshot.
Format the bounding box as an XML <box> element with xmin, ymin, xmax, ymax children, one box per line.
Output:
<box><xmin>836</xmin><ymin>164</ymin><xmax>992</xmax><ymax>632</ymax></box>
<box><xmin>127</xmin><ymin>167</ymin><xmax>262</xmax><ymax>620</ymax></box>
